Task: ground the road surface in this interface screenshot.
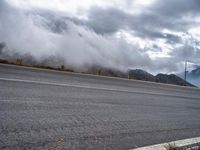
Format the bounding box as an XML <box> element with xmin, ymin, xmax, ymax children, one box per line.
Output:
<box><xmin>0</xmin><ymin>64</ymin><xmax>200</xmax><ymax>150</ymax></box>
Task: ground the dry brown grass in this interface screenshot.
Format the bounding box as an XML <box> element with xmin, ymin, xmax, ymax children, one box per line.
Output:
<box><xmin>164</xmin><ymin>143</ymin><xmax>180</xmax><ymax>150</ymax></box>
<box><xmin>16</xmin><ymin>59</ymin><xmax>22</xmax><ymax>65</ymax></box>
<box><xmin>0</xmin><ymin>58</ymin><xmax>76</xmax><ymax>73</ymax></box>
<box><xmin>51</xmin><ymin>138</ymin><xmax>68</xmax><ymax>150</ymax></box>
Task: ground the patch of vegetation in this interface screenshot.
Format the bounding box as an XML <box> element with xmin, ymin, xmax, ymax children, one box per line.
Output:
<box><xmin>60</xmin><ymin>65</ymin><xmax>65</xmax><ymax>71</ymax></box>
<box><xmin>16</xmin><ymin>58</ymin><xmax>23</xmax><ymax>65</ymax></box>
<box><xmin>0</xmin><ymin>59</ymin><xmax>9</xmax><ymax>64</ymax></box>
<box><xmin>164</xmin><ymin>143</ymin><xmax>180</xmax><ymax>150</ymax></box>
<box><xmin>51</xmin><ymin>138</ymin><xmax>68</xmax><ymax>150</ymax></box>
<box><xmin>164</xmin><ymin>143</ymin><xmax>200</xmax><ymax>150</ymax></box>
<box><xmin>197</xmin><ymin>145</ymin><xmax>200</xmax><ymax>150</ymax></box>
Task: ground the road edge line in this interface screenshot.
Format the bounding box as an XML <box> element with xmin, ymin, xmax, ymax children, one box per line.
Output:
<box><xmin>131</xmin><ymin>137</ymin><xmax>200</xmax><ymax>150</ymax></box>
<box><xmin>0</xmin><ymin>77</ymin><xmax>200</xmax><ymax>101</ymax></box>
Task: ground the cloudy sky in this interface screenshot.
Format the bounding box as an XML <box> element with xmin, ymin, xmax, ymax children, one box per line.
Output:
<box><xmin>0</xmin><ymin>0</ymin><xmax>200</xmax><ymax>73</ymax></box>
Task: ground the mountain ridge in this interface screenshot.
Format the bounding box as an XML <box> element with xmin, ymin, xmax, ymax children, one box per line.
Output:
<box><xmin>129</xmin><ymin>69</ymin><xmax>194</xmax><ymax>87</ymax></box>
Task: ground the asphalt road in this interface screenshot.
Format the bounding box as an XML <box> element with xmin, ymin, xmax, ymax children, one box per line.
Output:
<box><xmin>0</xmin><ymin>64</ymin><xmax>200</xmax><ymax>150</ymax></box>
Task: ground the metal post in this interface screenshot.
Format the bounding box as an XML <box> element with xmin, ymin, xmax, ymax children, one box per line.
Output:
<box><xmin>184</xmin><ymin>60</ymin><xmax>187</xmax><ymax>81</ymax></box>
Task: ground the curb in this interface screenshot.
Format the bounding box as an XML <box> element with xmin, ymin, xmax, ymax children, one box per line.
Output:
<box><xmin>131</xmin><ymin>137</ymin><xmax>200</xmax><ymax>150</ymax></box>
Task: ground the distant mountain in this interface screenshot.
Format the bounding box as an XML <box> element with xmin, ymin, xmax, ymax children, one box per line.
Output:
<box><xmin>129</xmin><ymin>69</ymin><xmax>155</xmax><ymax>82</ymax></box>
<box><xmin>128</xmin><ymin>69</ymin><xmax>194</xmax><ymax>87</ymax></box>
<box><xmin>188</xmin><ymin>67</ymin><xmax>200</xmax><ymax>78</ymax></box>
<box><xmin>186</xmin><ymin>67</ymin><xmax>200</xmax><ymax>87</ymax></box>
<box><xmin>155</xmin><ymin>74</ymin><xmax>193</xmax><ymax>86</ymax></box>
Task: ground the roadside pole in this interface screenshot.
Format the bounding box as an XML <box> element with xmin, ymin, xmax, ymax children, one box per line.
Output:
<box><xmin>185</xmin><ymin>60</ymin><xmax>187</xmax><ymax>83</ymax></box>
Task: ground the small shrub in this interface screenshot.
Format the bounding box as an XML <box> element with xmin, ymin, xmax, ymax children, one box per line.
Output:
<box><xmin>60</xmin><ymin>65</ymin><xmax>65</xmax><ymax>70</ymax></box>
<box><xmin>97</xmin><ymin>70</ymin><xmax>101</xmax><ymax>75</ymax></box>
<box><xmin>16</xmin><ymin>59</ymin><xmax>22</xmax><ymax>65</ymax></box>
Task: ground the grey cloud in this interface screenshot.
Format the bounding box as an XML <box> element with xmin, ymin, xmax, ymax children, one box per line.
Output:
<box><xmin>152</xmin><ymin>58</ymin><xmax>181</xmax><ymax>73</ymax></box>
<box><xmin>153</xmin><ymin>0</ymin><xmax>200</xmax><ymax>17</ymax></box>
<box><xmin>81</xmin><ymin>7</ymin><xmax>158</xmax><ymax>41</ymax></box>
<box><xmin>164</xmin><ymin>34</ymin><xmax>182</xmax><ymax>44</ymax></box>
<box><xmin>35</xmin><ymin>1</ymin><xmax>199</xmax><ymax>43</ymax></box>
<box><xmin>0</xmin><ymin>42</ymin><xmax>6</xmax><ymax>54</ymax></box>
<box><xmin>86</xmin><ymin>7</ymin><xmax>128</xmax><ymax>34</ymax></box>
<box><xmin>85</xmin><ymin>7</ymin><xmax>167</xmax><ymax>40</ymax></box>
<box><xmin>171</xmin><ymin>44</ymin><xmax>200</xmax><ymax>62</ymax></box>
<box><xmin>84</xmin><ymin>0</ymin><xmax>200</xmax><ymax>41</ymax></box>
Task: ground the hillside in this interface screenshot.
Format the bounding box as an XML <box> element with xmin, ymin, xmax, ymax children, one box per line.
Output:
<box><xmin>187</xmin><ymin>67</ymin><xmax>200</xmax><ymax>87</ymax></box>
<box><xmin>129</xmin><ymin>69</ymin><xmax>155</xmax><ymax>82</ymax></box>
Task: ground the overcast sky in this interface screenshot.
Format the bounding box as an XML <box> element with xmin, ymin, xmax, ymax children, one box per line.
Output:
<box><xmin>0</xmin><ymin>0</ymin><xmax>200</xmax><ymax>73</ymax></box>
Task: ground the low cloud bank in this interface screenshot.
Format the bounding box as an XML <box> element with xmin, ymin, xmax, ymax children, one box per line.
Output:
<box><xmin>0</xmin><ymin>0</ymin><xmax>153</xmax><ymax>72</ymax></box>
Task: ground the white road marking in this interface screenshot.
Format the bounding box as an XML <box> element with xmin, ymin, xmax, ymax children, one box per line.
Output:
<box><xmin>0</xmin><ymin>77</ymin><xmax>153</xmax><ymax>94</ymax></box>
<box><xmin>0</xmin><ymin>77</ymin><xmax>199</xmax><ymax>100</ymax></box>
<box><xmin>131</xmin><ymin>136</ymin><xmax>200</xmax><ymax>150</ymax></box>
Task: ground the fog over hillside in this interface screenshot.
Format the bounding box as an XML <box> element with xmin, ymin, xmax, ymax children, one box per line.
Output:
<box><xmin>188</xmin><ymin>77</ymin><xmax>200</xmax><ymax>87</ymax></box>
<box><xmin>186</xmin><ymin>67</ymin><xmax>200</xmax><ymax>87</ymax></box>
<box><xmin>0</xmin><ymin>0</ymin><xmax>200</xmax><ymax>74</ymax></box>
